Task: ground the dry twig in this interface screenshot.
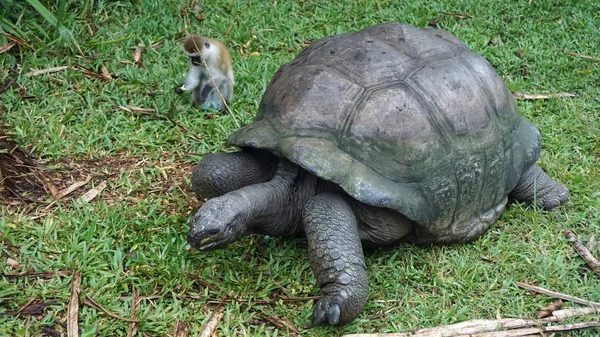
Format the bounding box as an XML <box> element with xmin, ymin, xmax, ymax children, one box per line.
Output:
<box><xmin>83</xmin><ymin>293</ymin><xmax>139</xmax><ymax>323</ymax></box>
<box><xmin>23</xmin><ymin>66</ymin><xmax>69</xmax><ymax>78</ymax></box>
<box><xmin>512</xmin><ymin>91</ymin><xmax>578</xmax><ymax>100</ymax></box>
<box><xmin>78</xmin><ymin>180</ymin><xmax>107</xmax><ymax>203</ymax></box>
<box><xmin>67</xmin><ymin>271</ymin><xmax>82</xmax><ymax>337</ymax></box>
<box><xmin>0</xmin><ymin>42</ymin><xmax>16</xmax><ymax>54</ymax></box>
<box><xmin>56</xmin><ymin>176</ymin><xmax>91</xmax><ymax>199</ymax></box>
<box><xmin>565</xmin><ymin>229</ymin><xmax>600</xmax><ymax>277</ymax></box>
<box><xmin>516</xmin><ymin>282</ymin><xmax>600</xmax><ymax>308</ymax></box>
<box><xmin>554</xmin><ymin>47</ymin><xmax>600</xmax><ymax>62</ymax></box>
<box><xmin>342</xmin><ymin>307</ymin><xmax>600</xmax><ymax>337</ymax></box>
<box><xmin>199</xmin><ymin>304</ymin><xmax>225</xmax><ymax>337</ymax></box>
<box><xmin>439</xmin><ymin>11</ymin><xmax>474</xmax><ymax>19</ymax></box>
<box><xmin>115</xmin><ymin>105</ymin><xmax>204</xmax><ymax>140</ymax></box>
<box><xmin>127</xmin><ymin>288</ymin><xmax>141</xmax><ymax>337</ymax></box>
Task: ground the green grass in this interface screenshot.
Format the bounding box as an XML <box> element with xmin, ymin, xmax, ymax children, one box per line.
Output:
<box><xmin>1</xmin><ymin>0</ymin><xmax>599</xmax><ymax>336</ymax></box>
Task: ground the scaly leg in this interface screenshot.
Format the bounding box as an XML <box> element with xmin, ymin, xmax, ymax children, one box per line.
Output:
<box><xmin>509</xmin><ymin>164</ymin><xmax>569</xmax><ymax>210</ymax></box>
<box><xmin>191</xmin><ymin>151</ymin><xmax>278</xmax><ymax>199</ymax></box>
<box><xmin>303</xmin><ymin>192</ymin><xmax>368</xmax><ymax>326</ymax></box>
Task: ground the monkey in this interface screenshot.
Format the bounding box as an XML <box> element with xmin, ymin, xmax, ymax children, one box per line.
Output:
<box><xmin>174</xmin><ymin>35</ymin><xmax>234</xmax><ymax>111</ymax></box>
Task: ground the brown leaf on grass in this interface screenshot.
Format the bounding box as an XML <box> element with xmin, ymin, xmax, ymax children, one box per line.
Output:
<box><xmin>6</xmin><ymin>257</ymin><xmax>20</xmax><ymax>268</ymax></box>
<box><xmin>99</xmin><ymin>64</ymin><xmax>113</xmax><ymax>81</ymax></box>
<box><xmin>521</xmin><ymin>64</ymin><xmax>529</xmax><ymax>77</ymax></box>
<box><xmin>199</xmin><ymin>305</ymin><xmax>225</xmax><ymax>337</ymax></box>
<box><xmin>439</xmin><ymin>11</ymin><xmax>474</xmax><ymax>19</ymax></box>
<box><xmin>3</xmin><ymin>297</ymin><xmax>58</xmax><ymax>317</ymax></box>
<box><xmin>73</xmin><ymin>64</ymin><xmax>114</xmax><ymax>82</ymax></box>
<box><xmin>68</xmin><ymin>271</ymin><xmax>82</xmax><ymax>337</ymax></box>
<box><xmin>131</xmin><ymin>47</ymin><xmax>144</xmax><ymax>68</ymax></box>
<box><xmin>428</xmin><ymin>17</ymin><xmax>440</xmax><ymax>27</ymax></box>
<box><xmin>0</xmin><ymin>42</ymin><xmax>15</xmax><ymax>54</ymax></box>
<box><xmin>512</xmin><ymin>91</ymin><xmax>578</xmax><ymax>100</ymax></box>
<box><xmin>538</xmin><ymin>299</ymin><xmax>563</xmax><ymax>318</ymax></box>
<box><xmin>173</xmin><ymin>319</ymin><xmax>189</xmax><ymax>337</ymax></box>
<box><xmin>488</xmin><ymin>38</ymin><xmax>504</xmax><ymax>46</ymax></box>
<box><xmin>78</xmin><ymin>180</ymin><xmax>107</xmax><ymax>203</ymax></box>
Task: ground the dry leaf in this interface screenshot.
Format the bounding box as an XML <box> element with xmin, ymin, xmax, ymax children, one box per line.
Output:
<box><xmin>538</xmin><ymin>300</ymin><xmax>563</xmax><ymax>318</ymax></box>
<box><xmin>521</xmin><ymin>64</ymin><xmax>529</xmax><ymax>77</ymax></box>
<box><xmin>0</xmin><ymin>42</ymin><xmax>16</xmax><ymax>54</ymax></box>
<box><xmin>428</xmin><ymin>17</ymin><xmax>440</xmax><ymax>27</ymax></box>
<box><xmin>68</xmin><ymin>271</ymin><xmax>82</xmax><ymax>337</ymax></box>
<box><xmin>173</xmin><ymin>319</ymin><xmax>189</xmax><ymax>337</ymax></box>
<box><xmin>132</xmin><ymin>48</ymin><xmax>143</xmax><ymax>68</ymax></box>
<box><xmin>488</xmin><ymin>38</ymin><xmax>504</xmax><ymax>46</ymax></box>
<box><xmin>56</xmin><ymin>176</ymin><xmax>91</xmax><ymax>199</ymax></box>
<box><xmin>6</xmin><ymin>257</ymin><xmax>20</xmax><ymax>268</ymax></box>
<box><xmin>258</xmin><ymin>313</ymin><xmax>299</xmax><ymax>334</ymax></box>
<box><xmin>99</xmin><ymin>64</ymin><xmax>113</xmax><ymax>81</ymax></box>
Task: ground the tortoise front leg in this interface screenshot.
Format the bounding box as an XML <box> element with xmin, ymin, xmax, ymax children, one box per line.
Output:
<box><xmin>191</xmin><ymin>150</ymin><xmax>278</xmax><ymax>199</ymax></box>
<box><xmin>303</xmin><ymin>192</ymin><xmax>368</xmax><ymax>326</ymax></box>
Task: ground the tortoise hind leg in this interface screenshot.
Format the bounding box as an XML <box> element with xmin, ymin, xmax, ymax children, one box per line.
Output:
<box><xmin>191</xmin><ymin>150</ymin><xmax>278</xmax><ymax>199</ymax></box>
<box><xmin>509</xmin><ymin>164</ymin><xmax>569</xmax><ymax>211</ymax></box>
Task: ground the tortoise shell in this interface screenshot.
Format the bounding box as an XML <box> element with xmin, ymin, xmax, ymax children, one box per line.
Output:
<box><xmin>228</xmin><ymin>23</ymin><xmax>540</xmax><ymax>243</ymax></box>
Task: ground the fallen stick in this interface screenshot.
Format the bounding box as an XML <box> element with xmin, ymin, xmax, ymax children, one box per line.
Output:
<box><xmin>565</xmin><ymin>229</ymin><xmax>600</xmax><ymax>277</ymax></box>
<box><xmin>67</xmin><ymin>271</ymin><xmax>82</xmax><ymax>337</ymax></box>
<box><xmin>342</xmin><ymin>308</ymin><xmax>599</xmax><ymax>337</ymax></box>
<box><xmin>56</xmin><ymin>175</ymin><xmax>92</xmax><ymax>199</ymax></box>
<box><xmin>515</xmin><ymin>282</ymin><xmax>600</xmax><ymax>308</ymax></box>
<box><xmin>126</xmin><ymin>288</ymin><xmax>140</xmax><ymax>337</ymax></box>
<box><xmin>554</xmin><ymin>47</ymin><xmax>600</xmax><ymax>62</ymax></box>
<box><xmin>24</xmin><ymin>66</ymin><xmax>69</xmax><ymax>78</ymax></box>
<box><xmin>83</xmin><ymin>293</ymin><xmax>139</xmax><ymax>323</ymax></box>
<box><xmin>199</xmin><ymin>304</ymin><xmax>225</xmax><ymax>337</ymax></box>
<box><xmin>78</xmin><ymin>180</ymin><xmax>107</xmax><ymax>203</ymax></box>
<box><xmin>512</xmin><ymin>91</ymin><xmax>578</xmax><ymax>100</ymax></box>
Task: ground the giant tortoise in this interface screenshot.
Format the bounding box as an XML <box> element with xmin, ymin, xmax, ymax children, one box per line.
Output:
<box><xmin>186</xmin><ymin>22</ymin><xmax>569</xmax><ymax>326</ymax></box>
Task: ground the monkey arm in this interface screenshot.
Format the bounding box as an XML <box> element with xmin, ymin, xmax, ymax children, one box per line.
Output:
<box><xmin>182</xmin><ymin>66</ymin><xmax>203</xmax><ymax>91</ymax></box>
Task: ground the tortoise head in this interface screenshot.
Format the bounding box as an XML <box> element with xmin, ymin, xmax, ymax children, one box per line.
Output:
<box><xmin>188</xmin><ymin>196</ymin><xmax>248</xmax><ymax>251</ymax></box>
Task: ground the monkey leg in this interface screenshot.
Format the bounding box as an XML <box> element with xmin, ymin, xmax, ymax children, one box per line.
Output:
<box><xmin>191</xmin><ymin>150</ymin><xmax>279</xmax><ymax>199</ymax></box>
<box><xmin>202</xmin><ymin>86</ymin><xmax>225</xmax><ymax>111</ymax></box>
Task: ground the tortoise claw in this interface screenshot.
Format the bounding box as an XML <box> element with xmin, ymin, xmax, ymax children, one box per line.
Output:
<box><xmin>310</xmin><ymin>295</ymin><xmax>342</xmax><ymax>326</ymax></box>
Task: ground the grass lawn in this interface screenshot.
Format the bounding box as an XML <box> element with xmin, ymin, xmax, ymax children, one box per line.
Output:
<box><xmin>1</xmin><ymin>0</ymin><xmax>599</xmax><ymax>336</ymax></box>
